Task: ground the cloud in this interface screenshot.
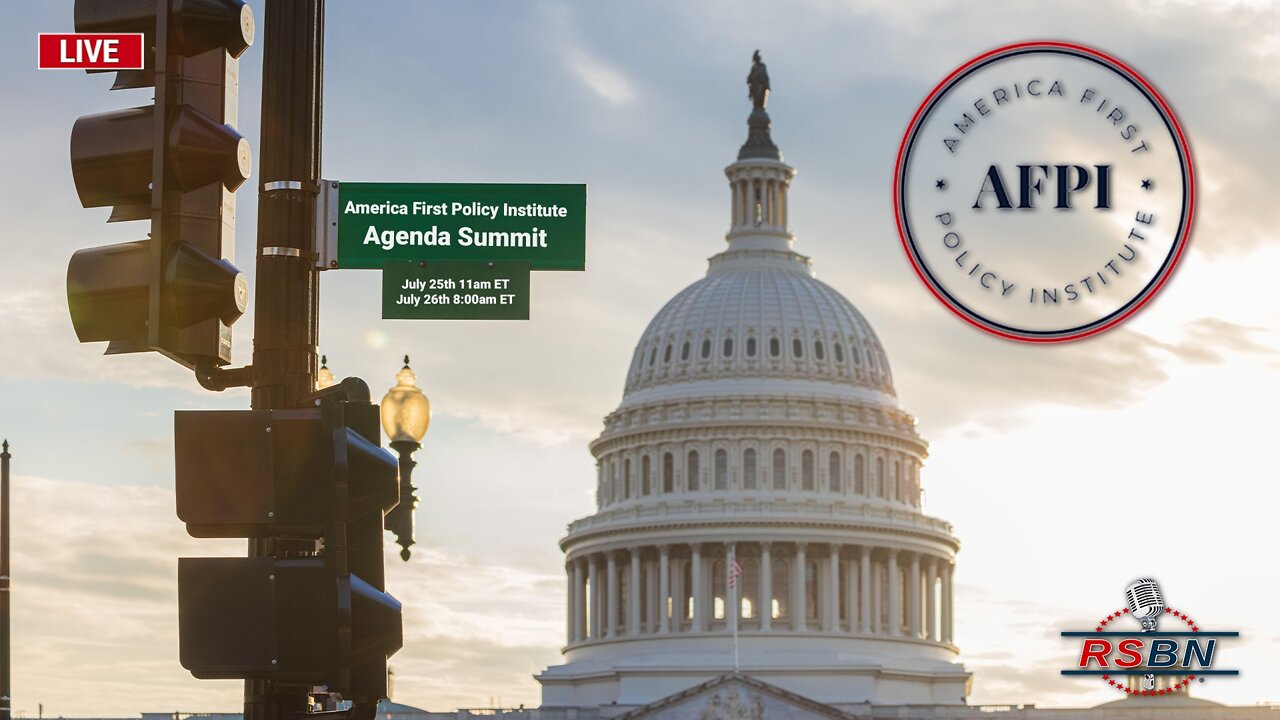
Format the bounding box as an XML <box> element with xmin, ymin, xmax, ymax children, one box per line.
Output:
<box><xmin>543</xmin><ymin>5</ymin><xmax>637</xmax><ymax>107</ymax></box>
<box><xmin>390</xmin><ymin>636</ymin><xmax>560</xmax><ymax>710</ymax></box>
<box><xmin>564</xmin><ymin>48</ymin><xmax>638</xmax><ymax>106</ymax></box>
<box><xmin>8</xmin><ymin>475</ymin><xmax>243</xmax><ymax>715</ymax></box>
<box><xmin>1160</xmin><ymin>317</ymin><xmax>1274</xmax><ymax>364</ymax></box>
<box><xmin>6</xmin><ymin>473</ymin><xmax>566</xmax><ymax>716</ymax></box>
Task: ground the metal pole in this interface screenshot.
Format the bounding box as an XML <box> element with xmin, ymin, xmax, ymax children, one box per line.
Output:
<box><xmin>384</xmin><ymin>438</ymin><xmax>419</xmax><ymax>561</ymax></box>
<box><xmin>1</xmin><ymin>440</ymin><xmax>11</xmax><ymax>720</ymax></box>
<box><xmin>387</xmin><ymin>441</ymin><xmax>420</xmax><ymax>561</ymax></box>
<box><xmin>247</xmin><ymin>0</ymin><xmax>324</xmax><ymax>718</ymax></box>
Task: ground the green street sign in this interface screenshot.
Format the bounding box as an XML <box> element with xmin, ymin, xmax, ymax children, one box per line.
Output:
<box><xmin>382</xmin><ymin>261</ymin><xmax>531</xmax><ymax>320</ymax></box>
<box><xmin>335</xmin><ymin>182</ymin><xmax>586</xmax><ymax>270</ymax></box>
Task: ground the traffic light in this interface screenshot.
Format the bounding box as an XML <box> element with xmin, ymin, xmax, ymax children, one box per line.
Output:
<box><xmin>66</xmin><ymin>0</ymin><xmax>255</xmax><ymax>370</ymax></box>
<box><xmin>174</xmin><ymin>379</ymin><xmax>404</xmax><ymax>701</ymax></box>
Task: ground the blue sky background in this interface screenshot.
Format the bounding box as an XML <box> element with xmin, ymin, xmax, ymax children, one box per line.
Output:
<box><xmin>2</xmin><ymin>0</ymin><xmax>1279</xmax><ymax>715</ymax></box>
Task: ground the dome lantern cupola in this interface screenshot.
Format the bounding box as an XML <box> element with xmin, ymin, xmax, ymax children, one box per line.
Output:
<box><xmin>724</xmin><ymin>51</ymin><xmax>799</xmax><ymax>259</ymax></box>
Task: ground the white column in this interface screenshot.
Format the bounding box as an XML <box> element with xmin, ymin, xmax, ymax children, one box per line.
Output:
<box><xmin>628</xmin><ymin>548</ymin><xmax>641</xmax><ymax>635</ymax></box>
<box><xmin>731</xmin><ymin>180</ymin><xmax>739</xmax><ymax>227</ymax></box>
<box><xmin>888</xmin><ymin>549</ymin><xmax>901</xmax><ymax>636</ymax></box>
<box><xmin>645</xmin><ymin>557</ymin><xmax>658</xmax><ymax>633</ymax></box>
<box><xmin>671</xmin><ymin>557</ymin><xmax>685</xmax><ymax>633</ymax></box>
<box><xmin>870</xmin><ymin>556</ymin><xmax>880</xmax><ymax>634</ymax></box>
<box><xmin>909</xmin><ymin>552</ymin><xmax>921</xmax><ymax>638</ymax></box>
<box><xmin>942</xmin><ymin>560</ymin><xmax>954</xmax><ymax>644</ymax></box>
<box><xmin>824</xmin><ymin>544</ymin><xmax>840</xmax><ymax>632</ymax></box>
<box><xmin>858</xmin><ymin>547</ymin><xmax>871</xmax><ymax>633</ymax></box>
<box><xmin>566</xmin><ymin>563</ymin><xmax>575</xmax><ymax>646</ymax></box>
<box><xmin>574</xmin><ymin>559</ymin><xmax>586</xmax><ymax>643</ymax></box>
<box><xmin>658</xmin><ymin>546</ymin><xmax>671</xmax><ymax>634</ymax></box>
<box><xmin>759</xmin><ymin>542</ymin><xmax>772</xmax><ymax>632</ymax></box>
<box><xmin>588</xmin><ymin>556</ymin><xmax>600</xmax><ymax>640</ymax></box>
<box><xmin>845</xmin><ymin>553</ymin><xmax>857</xmax><ymax>633</ymax></box>
<box><xmin>606</xmin><ymin>552</ymin><xmax>619</xmax><ymax>637</ymax></box>
<box><xmin>691</xmin><ymin>543</ymin><xmax>706</xmax><ymax>632</ymax></box>
<box><xmin>768</xmin><ymin>178</ymin><xmax>778</xmax><ymax>225</ymax></box>
<box><xmin>925</xmin><ymin>557</ymin><xmax>937</xmax><ymax>641</ymax></box>
<box><xmin>773</xmin><ymin>176</ymin><xmax>783</xmax><ymax>226</ymax></box>
<box><xmin>770</xmin><ymin>180</ymin><xmax>780</xmax><ymax>227</ymax></box>
<box><xmin>792</xmin><ymin>543</ymin><xmax>807</xmax><ymax>632</ymax></box>
<box><xmin>737</xmin><ymin>178</ymin><xmax>747</xmax><ymax>225</ymax></box>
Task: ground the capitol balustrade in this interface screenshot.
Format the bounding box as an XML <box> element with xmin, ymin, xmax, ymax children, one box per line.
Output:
<box><xmin>562</xmin><ymin>540</ymin><xmax>955</xmax><ymax>651</ymax></box>
<box><xmin>564</xmin><ymin>498</ymin><xmax>954</xmax><ymax>539</ymax></box>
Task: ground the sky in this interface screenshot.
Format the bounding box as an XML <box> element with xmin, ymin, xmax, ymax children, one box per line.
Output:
<box><xmin>2</xmin><ymin>0</ymin><xmax>1279</xmax><ymax>715</ymax></box>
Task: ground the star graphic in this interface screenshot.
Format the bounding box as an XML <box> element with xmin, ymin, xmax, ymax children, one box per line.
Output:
<box><xmin>935</xmin><ymin>179</ymin><xmax>947</xmax><ymax>190</ymax></box>
<box><xmin>1141</xmin><ymin>178</ymin><xmax>1153</xmax><ymax>190</ymax></box>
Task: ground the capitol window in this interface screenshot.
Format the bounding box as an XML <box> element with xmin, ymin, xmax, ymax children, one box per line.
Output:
<box><xmin>743</xmin><ymin>448</ymin><xmax>757</xmax><ymax>489</ymax></box>
<box><xmin>852</xmin><ymin>345</ymin><xmax>862</xmax><ymax>365</ymax></box>
<box><xmin>829</xmin><ymin>451</ymin><xmax>841</xmax><ymax>492</ymax></box>
<box><xmin>681</xmin><ymin>341</ymin><xmax>691</xmax><ymax>361</ymax></box>
<box><xmin>772</xmin><ymin>448</ymin><xmax>786</xmax><ymax>489</ymax></box>
<box><xmin>772</xmin><ymin>560</ymin><xmax>790</xmax><ymax>619</ymax></box>
<box><xmin>893</xmin><ymin>460</ymin><xmax>902</xmax><ymax>501</ymax></box>
<box><xmin>701</xmin><ymin>338</ymin><xmax>711</xmax><ymax>359</ymax></box>
<box><xmin>663</xmin><ymin>343</ymin><xmax>672</xmax><ymax>363</ymax></box>
<box><xmin>770</xmin><ymin>337</ymin><xmax>781</xmax><ymax>357</ymax></box>
<box><xmin>625</xmin><ymin>458</ymin><xmax>632</xmax><ymax>499</ymax></box>
<box><xmin>815</xmin><ymin>340</ymin><xmax>825</xmax><ymax>360</ymax></box>
<box><xmin>642</xmin><ymin>455</ymin><xmax>652</xmax><ymax>495</ymax></box>
<box><xmin>854</xmin><ymin>454</ymin><xmax>865</xmax><ymax>495</ymax></box>
<box><xmin>792</xmin><ymin>337</ymin><xmax>804</xmax><ymax>358</ymax></box>
<box><xmin>746</xmin><ymin>337</ymin><xmax>757</xmax><ymax>357</ymax></box>
<box><xmin>713</xmin><ymin>560</ymin><xmax>726</xmax><ymax>619</ymax></box>
<box><xmin>715</xmin><ymin>449</ymin><xmax>728</xmax><ymax>490</ymax></box>
<box><xmin>875</xmin><ymin>457</ymin><xmax>885</xmax><ymax>497</ymax></box>
<box><xmin>648</xmin><ymin>346</ymin><xmax>657</xmax><ymax>366</ymax></box>
<box><xmin>801</xmin><ymin>450</ymin><xmax>815</xmax><ymax>490</ymax></box>
<box><xmin>687</xmin><ymin>450</ymin><xmax>700</xmax><ymax>491</ymax></box>
<box><xmin>723</xmin><ymin>337</ymin><xmax>733</xmax><ymax>357</ymax></box>
<box><xmin>740</xmin><ymin>559</ymin><xmax>759</xmax><ymax>619</ymax></box>
<box><xmin>833</xmin><ymin>343</ymin><xmax>844</xmax><ymax>362</ymax></box>
<box><xmin>662</xmin><ymin>452</ymin><xmax>674</xmax><ymax>493</ymax></box>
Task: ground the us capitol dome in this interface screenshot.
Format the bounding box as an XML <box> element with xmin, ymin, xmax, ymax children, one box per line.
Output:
<box><xmin>536</xmin><ymin>53</ymin><xmax>968</xmax><ymax>714</ymax></box>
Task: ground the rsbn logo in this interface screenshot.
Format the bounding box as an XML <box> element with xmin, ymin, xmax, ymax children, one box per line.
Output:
<box><xmin>1061</xmin><ymin>578</ymin><xmax>1240</xmax><ymax>697</ymax></box>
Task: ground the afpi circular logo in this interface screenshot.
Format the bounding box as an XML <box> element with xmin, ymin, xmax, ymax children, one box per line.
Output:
<box><xmin>894</xmin><ymin>42</ymin><xmax>1194</xmax><ymax>342</ymax></box>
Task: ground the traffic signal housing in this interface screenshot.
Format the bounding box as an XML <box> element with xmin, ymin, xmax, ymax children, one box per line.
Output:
<box><xmin>66</xmin><ymin>0</ymin><xmax>255</xmax><ymax>370</ymax></box>
<box><xmin>174</xmin><ymin>380</ymin><xmax>403</xmax><ymax>701</ymax></box>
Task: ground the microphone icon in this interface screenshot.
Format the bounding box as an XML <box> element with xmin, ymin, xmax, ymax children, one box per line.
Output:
<box><xmin>1125</xmin><ymin>578</ymin><xmax>1165</xmax><ymax>691</ymax></box>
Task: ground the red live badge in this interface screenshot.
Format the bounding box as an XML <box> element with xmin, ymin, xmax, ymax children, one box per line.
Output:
<box><xmin>38</xmin><ymin>33</ymin><xmax>144</xmax><ymax>70</ymax></box>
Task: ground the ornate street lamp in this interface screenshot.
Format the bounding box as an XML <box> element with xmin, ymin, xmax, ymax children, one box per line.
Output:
<box><xmin>380</xmin><ymin>356</ymin><xmax>430</xmax><ymax>561</ymax></box>
<box><xmin>316</xmin><ymin>355</ymin><xmax>336</xmax><ymax>390</ymax></box>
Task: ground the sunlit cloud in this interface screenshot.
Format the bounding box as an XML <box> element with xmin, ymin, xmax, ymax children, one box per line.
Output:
<box><xmin>564</xmin><ymin>47</ymin><xmax>637</xmax><ymax>106</ymax></box>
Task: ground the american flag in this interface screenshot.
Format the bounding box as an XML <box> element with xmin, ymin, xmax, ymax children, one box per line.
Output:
<box><xmin>728</xmin><ymin>558</ymin><xmax>744</xmax><ymax>590</ymax></box>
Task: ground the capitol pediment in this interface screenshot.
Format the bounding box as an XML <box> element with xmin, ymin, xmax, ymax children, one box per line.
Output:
<box><xmin>614</xmin><ymin>674</ymin><xmax>857</xmax><ymax>720</ymax></box>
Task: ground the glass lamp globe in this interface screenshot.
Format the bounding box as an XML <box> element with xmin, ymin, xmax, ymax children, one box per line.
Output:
<box><xmin>381</xmin><ymin>356</ymin><xmax>431</xmax><ymax>444</ymax></box>
<box><xmin>316</xmin><ymin>355</ymin><xmax>336</xmax><ymax>390</ymax></box>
